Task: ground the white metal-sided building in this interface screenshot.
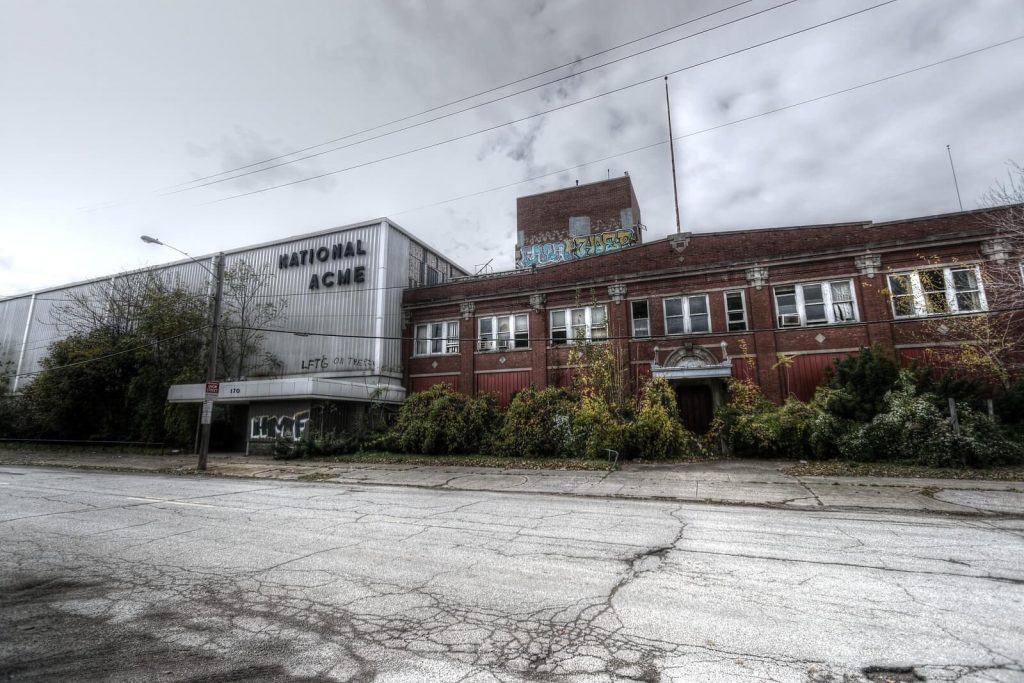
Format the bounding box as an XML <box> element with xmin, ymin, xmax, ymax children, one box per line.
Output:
<box><xmin>0</xmin><ymin>218</ymin><xmax>466</xmax><ymax>453</ymax></box>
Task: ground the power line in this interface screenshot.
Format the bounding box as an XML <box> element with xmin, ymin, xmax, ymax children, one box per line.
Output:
<box><xmin>163</xmin><ymin>0</ymin><xmax>801</xmax><ymax>196</ymax></box>
<box><xmin>5</xmin><ymin>28</ymin><xmax>1016</xmax><ymax>307</ymax></box>
<box><xmin>206</xmin><ymin>0</ymin><xmax>900</xmax><ymax>204</ymax></box>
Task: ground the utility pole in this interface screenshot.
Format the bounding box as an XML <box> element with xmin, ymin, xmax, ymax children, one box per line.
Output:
<box><xmin>665</xmin><ymin>76</ymin><xmax>682</xmax><ymax>234</ymax></box>
<box><xmin>141</xmin><ymin>235</ymin><xmax>224</xmax><ymax>471</ymax></box>
<box><xmin>198</xmin><ymin>253</ymin><xmax>225</xmax><ymax>471</ymax></box>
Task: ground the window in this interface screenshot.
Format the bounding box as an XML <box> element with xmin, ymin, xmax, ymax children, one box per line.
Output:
<box><xmin>414</xmin><ymin>320</ymin><xmax>459</xmax><ymax>356</ymax></box>
<box><xmin>631</xmin><ymin>300</ymin><xmax>650</xmax><ymax>338</ymax></box>
<box><xmin>774</xmin><ymin>280</ymin><xmax>858</xmax><ymax>327</ymax></box>
<box><xmin>887</xmin><ymin>266</ymin><xmax>986</xmax><ymax>318</ymax></box>
<box><xmin>620</xmin><ymin>207</ymin><xmax>634</xmax><ymax>229</ymax></box>
<box><xmin>724</xmin><ymin>291</ymin><xmax>747</xmax><ymax>332</ymax></box>
<box><xmin>569</xmin><ymin>216</ymin><xmax>591</xmax><ymax>236</ymax></box>
<box><xmin>663</xmin><ymin>295</ymin><xmax>710</xmax><ymax>335</ymax></box>
<box><xmin>551</xmin><ymin>305</ymin><xmax>607</xmax><ymax>344</ymax></box>
<box><xmin>478</xmin><ymin>314</ymin><xmax>529</xmax><ymax>351</ymax></box>
<box><xmin>425</xmin><ymin>266</ymin><xmax>441</xmax><ymax>286</ymax></box>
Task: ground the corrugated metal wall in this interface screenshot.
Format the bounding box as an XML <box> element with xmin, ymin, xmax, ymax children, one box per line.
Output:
<box><xmin>0</xmin><ymin>296</ymin><xmax>31</xmax><ymax>370</ymax></box>
<box><xmin>222</xmin><ymin>222</ymin><xmax>385</xmax><ymax>378</ymax></box>
<box><xmin>476</xmin><ymin>370</ymin><xmax>530</xmax><ymax>407</ymax></box>
<box><xmin>2</xmin><ymin>218</ymin><xmax>451</xmax><ymax>398</ymax></box>
<box><xmin>7</xmin><ymin>260</ymin><xmax>214</xmax><ymax>386</ymax></box>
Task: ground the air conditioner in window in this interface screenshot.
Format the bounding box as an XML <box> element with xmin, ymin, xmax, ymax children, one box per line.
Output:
<box><xmin>779</xmin><ymin>314</ymin><xmax>801</xmax><ymax>327</ymax></box>
<box><xmin>477</xmin><ymin>339</ymin><xmax>494</xmax><ymax>352</ymax></box>
<box><xmin>496</xmin><ymin>339</ymin><xmax>510</xmax><ymax>351</ymax></box>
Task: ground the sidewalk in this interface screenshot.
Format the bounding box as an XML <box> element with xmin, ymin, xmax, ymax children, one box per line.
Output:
<box><xmin>1</xmin><ymin>449</ymin><xmax>1022</xmax><ymax>517</ymax></box>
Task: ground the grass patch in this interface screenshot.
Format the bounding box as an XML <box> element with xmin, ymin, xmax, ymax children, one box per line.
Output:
<box><xmin>784</xmin><ymin>460</ymin><xmax>1024</xmax><ymax>481</ymax></box>
<box><xmin>0</xmin><ymin>442</ymin><xmax>171</xmax><ymax>456</ymax></box>
<box><xmin>297</xmin><ymin>451</ymin><xmax>617</xmax><ymax>471</ymax></box>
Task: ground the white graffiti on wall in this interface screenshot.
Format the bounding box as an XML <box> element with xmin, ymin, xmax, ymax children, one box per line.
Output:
<box><xmin>518</xmin><ymin>227</ymin><xmax>636</xmax><ymax>268</ymax></box>
<box><xmin>250</xmin><ymin>410</ymin><xmax>310</xmax><ymax>441</ymax></box>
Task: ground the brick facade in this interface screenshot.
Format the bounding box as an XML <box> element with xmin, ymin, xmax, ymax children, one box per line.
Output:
<box><xmin>515</xmin><ymin>175</ymin><xmax>642</xmax><ymax>268</ymax></box>
<box><xmin>406</xmin><ymin>194</ymin><xmax>1019</xmax><ymax>416</ymax></box>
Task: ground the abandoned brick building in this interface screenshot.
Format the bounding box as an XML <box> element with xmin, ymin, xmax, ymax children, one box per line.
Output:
<box><xmin>403</xmin><ymin>175</ymin><xmax>1018</xmax><ymax>434</ymax></box>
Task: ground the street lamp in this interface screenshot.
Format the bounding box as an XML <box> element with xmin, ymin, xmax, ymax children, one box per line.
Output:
<box><xmin>141</xmin><ymin>235</ymin><xmax>224</xmax><ymax>471</ymax></box>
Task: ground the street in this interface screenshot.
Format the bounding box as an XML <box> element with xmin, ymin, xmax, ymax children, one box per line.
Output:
<box><xmin>1</xmin><ymin>467</ymin><xmax>1022</xmax><ymax>682</ymax></box>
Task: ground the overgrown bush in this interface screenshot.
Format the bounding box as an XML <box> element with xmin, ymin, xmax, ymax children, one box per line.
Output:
<box><xmin>492</xmin><ymin>387</ymin><xmax>576</xmax><ymax>458</ymax></box>
<box><xmin>821</xmin><ymin>346</ymin><xmax>899</xmax><ymax>422</ymax></box>
<box><xmin>620</xmin><ymin>377</ymin><xmax>712</xmax><ymax>460</ymax></box>
<box><xmin>826</xmin><ymin>373</ymin><xmax>1023</xmax><ymax>467</ymax></box>
<box><xmin>273</xmin><ymin>431</ymin><xmax>365</xmax><ymax>459</ymax></box>
<box><xmin>710</xmin><ymin>379</ymin><xmax>816</xmax><ymax>459</ymax></box>
<box><xmin>376</xmin><ymin>383</ymin><xmax>502</xmax><ymax>456</ymax></box>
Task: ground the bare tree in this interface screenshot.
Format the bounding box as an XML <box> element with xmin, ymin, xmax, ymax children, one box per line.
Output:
<box><xmin>49</xmin><ymin>270</ymin><xmax>163</xmax><ymax>339</ymax></box>
<box><xmin>917</xmin><ymin>161</ymin><xmax>1024</xmax><ymax>390</ymax></box>
<box><xmin>217</xmin><ymin>261</ymin><xmax>288</xmax><ymax>379</ymax></box>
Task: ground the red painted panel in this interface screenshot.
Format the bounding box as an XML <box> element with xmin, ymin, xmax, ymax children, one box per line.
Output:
<box><xmin>783</xmin><ymin>353</ymin><xmax>849</xmax><ymax>401</ymax></box>
<box><xmin>731</xmin><ymin>357</ymin><xmax>756</xmax><ymax>382</ymax></box>
<box><xmin>410</xmin><ymin>374</ymin><xmax>460</xmax><ymax>394</ymax></box>
<box><xmin>476</xmin><ymin>371</ymin><xmax>531</xmax><ymax>407</ymax></box>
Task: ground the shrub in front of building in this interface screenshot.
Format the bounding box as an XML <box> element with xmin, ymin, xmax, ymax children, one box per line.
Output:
<box><xmin>619</xmin><ymin>377</ymin><xmax>712</xmax><ymax>460</ymax></box>
<box><xmin>710</xmin><ymin>380</ymin><xmax>817</xmax><ymax>460</ymax></box>
<box><xmin>378</xmin><ymin>383</ymin><xmax>501</xmax><ymax>455</ymax></box>
<box><xmin>828</xmin><ymin>373</ymin><xmax>1023</xmax><ymax>467</ymax></box>
<box><xmin>492</xmin><ymin>387</ymin><xmax>577</xmax><ymax>458</ymax></box>
<box><xmin>715</xmin><ymin>365</ymin><xmax>1023</xmax><ymax>467</ymax></box>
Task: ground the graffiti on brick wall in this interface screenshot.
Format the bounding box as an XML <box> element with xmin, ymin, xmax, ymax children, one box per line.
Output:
<box><xmin>518</xmin><ymin>227</ymin><xmax>636</xmax><ymax>268</ymax></box>
<box><xmin>250</xmin><ymin>410</ymin><xmax>310</xmax><ymax>441</ymax></box>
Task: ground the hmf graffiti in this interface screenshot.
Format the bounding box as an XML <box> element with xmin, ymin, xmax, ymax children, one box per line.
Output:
<box><xmin>518</xmin><ymin>227</ymin><xmax>636</xmax><ymax>268</ymax></box>
<box><xmin>250</xmin><ymin>410</ymin><xmax>310</xmax><ymax>441</ymax></box>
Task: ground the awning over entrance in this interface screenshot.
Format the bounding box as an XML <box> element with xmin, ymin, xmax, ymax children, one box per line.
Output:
<box><xmin>167</xmin><ymin>376</ymin><xmax>405</xmax><ymax>404</ymax></box>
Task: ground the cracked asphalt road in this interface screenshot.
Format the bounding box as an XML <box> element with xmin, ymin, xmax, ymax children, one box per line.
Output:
<box><xmin>1</xmin><ymin>467</ymin><xmax>1022</xmax><ymax>682</ymax></box>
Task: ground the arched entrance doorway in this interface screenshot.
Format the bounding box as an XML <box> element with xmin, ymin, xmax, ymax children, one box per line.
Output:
<box><xmin>651</xmin><ymin>345</ymin><xmax>732</xmax><ymax>435</ymax></box>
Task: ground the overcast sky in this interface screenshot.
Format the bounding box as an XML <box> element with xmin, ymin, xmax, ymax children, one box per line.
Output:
<box><xmin>2</xmin><ymin>0</ymin><xmax>1023</xmax><ymax>295</ymax></box>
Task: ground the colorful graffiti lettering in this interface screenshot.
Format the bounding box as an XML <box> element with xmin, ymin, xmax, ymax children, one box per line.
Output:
<box><xmin>518</xmin><ymin>227</ymin><xmax>636</xmax><ymax>268</ymax></box>
<box><xmin>250</xmin><ymin>410</ymin><xmax>310</xmax><ymax>441</ymax></box>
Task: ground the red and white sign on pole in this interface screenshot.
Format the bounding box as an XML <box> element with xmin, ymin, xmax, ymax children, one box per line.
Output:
<box><xmin>201</xmin><ymin>382</ymin><xmax>219</xmax><ymax>425</ymax></box>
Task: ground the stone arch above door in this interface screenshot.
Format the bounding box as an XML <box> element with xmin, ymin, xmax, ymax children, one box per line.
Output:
<box><xmin>662</xmin><ymin>345</ymin><xmax>720</xmax><ymax>368</ymax></box>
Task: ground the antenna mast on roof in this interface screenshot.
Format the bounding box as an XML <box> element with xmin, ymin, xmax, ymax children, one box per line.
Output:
<box><xmin>946</xmin><ymin>144</ymin><xmax>964</xmax><ymax>212</ymax></box>
<box><xmin>665</xmin><ymin>76</ymin><xmax>682</xmax><ymax>234</ymax></box>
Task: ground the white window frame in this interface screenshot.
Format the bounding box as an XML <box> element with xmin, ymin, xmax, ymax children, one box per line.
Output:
<box><xmin>478</xmin><ymin>313</ymin><xmax>529</xmax><ymax>351</ymax></box>
<box><xmin>774</xmin><ymin>279</ymin><xmax>858</xmax><ymax>328</ymax></box>
<box><xmin>630</xmin><ymin>300</ymin><xmax>650</xmax><ymax>338</ymax></box>
<box><xmin>724</xmin><ymin>290</ymin><xmax>747</xmax><ymax>332</ymax></box>
<box><xmin>887</xmin><ymin>265</ymin><xmax>988</xmax><ymax>318</ymax></box>
<box><xmin>413</xmin><ymin>320</ymin><xmax>459</xmax><ymax>356</ymax></box>
<box><xmin>550</xmin><ymin>305</ymin><xmax>608</xmax><ymax>345</ymax></box>
<box><xmin>662</xmin><ymin>294</ymin><xmax>711</xmax><ymax>335</ymax></box>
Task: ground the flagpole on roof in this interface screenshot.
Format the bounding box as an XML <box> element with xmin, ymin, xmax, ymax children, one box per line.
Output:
<box><xmin>665</xmin><ymin>76</ymin><xmax>682</xmax><ymax>234</ymax></box>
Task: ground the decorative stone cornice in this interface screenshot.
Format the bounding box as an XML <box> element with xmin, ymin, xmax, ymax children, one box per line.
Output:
<box><xmin>608</xmin><ymin>283</ymin><xmax>627</xmax><ymax>304</ymax></box>
<box><xmin>459</xmin><ymin>301</ymin><xmax>476</xmax><ymax>320</ymax></box>
<box><xmin>668</xmin><ymin>232</ymin><xmax>692</xmax><ymax>254</ymax></box>
<box><xmin>745</xmin><ymin>265</ymin><xmax>768</xmax><ymax>290</ymax></box>
<box><xmin>529</xmin><ymin>293</ymin><xmax>546</xmax><ymax>312</ymax></box>
<box><xmin>854</xmin><ymin>252</ymin><xmax>882</xmax><ymax>278</ymax></box>
<box><xmin>980</xmin><ymin>237</ymin><xmax>1012</xmax><ymax>264</ymax></box>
